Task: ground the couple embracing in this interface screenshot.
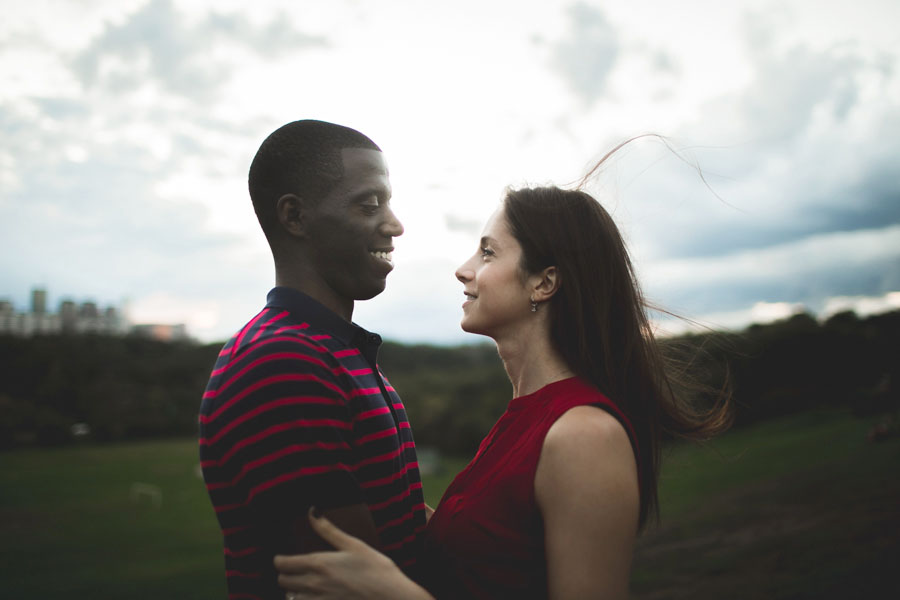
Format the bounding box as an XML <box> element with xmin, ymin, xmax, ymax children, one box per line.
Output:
<box><xmin>199</xmin><ymin>120</ymin><xmax>729</xmax><ymax>599</ymax></box>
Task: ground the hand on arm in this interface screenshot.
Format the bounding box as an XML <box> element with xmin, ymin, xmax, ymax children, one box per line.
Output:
<box><xmin>535</xmin><ymin>406</ymin><xmax>640</xmax><ymax>600</ymax></box>
<box><xmin>275</xmin><ymin>508</ymin><xmax>435</xmax><ymax>600</ymax></box>
<box><xmin>288</xmin><ymin>504</ymin><xmax>380</xmax><ymax>553</ymax></box>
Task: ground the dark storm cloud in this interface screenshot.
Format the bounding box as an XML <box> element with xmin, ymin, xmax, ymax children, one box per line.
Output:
<box><xmin>640</xmin><ymin>14</ymin><xmax>900</xmax><ymax>262</ymax></box>
<box><xmin>654</xmin><ymin>159</ymin><xmax>900</xmax><ymax>259</ymax></box>
<box><xmin>71</xmin><ymin>0</ymin><xmax>327</xmax><ymax>98</ymax></box>
<box><xmin>657</xmin><ymin>253</ymin><xmax>900</xmax><ymax>316</ymax></box>
<box><xmin>550</xmin><ymin>2</ymin><xmax>621</xmax><ymax>104</ymax></box>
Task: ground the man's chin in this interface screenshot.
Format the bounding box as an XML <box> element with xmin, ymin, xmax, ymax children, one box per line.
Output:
<box><xmin>354</xmin><ymin>280</ymin><xmax>388</xmax><ymax>301</ymax></box>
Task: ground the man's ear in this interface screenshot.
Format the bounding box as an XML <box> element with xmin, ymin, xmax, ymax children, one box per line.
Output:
<box><xmin>275</xmin><ymin>193</ymin><xmax>313</xmax><ymax>238</ymax></box>
<box><xmin>531</xmin><ymin>266</ymin><xmax>561</xmax><ymax>303</ymax></box>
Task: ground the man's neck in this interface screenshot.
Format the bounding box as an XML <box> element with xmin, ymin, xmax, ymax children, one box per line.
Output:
<box><xmin>275</xmin><ymin>271</ymin><xmax>354</xmax><ymax>322</ymax></box>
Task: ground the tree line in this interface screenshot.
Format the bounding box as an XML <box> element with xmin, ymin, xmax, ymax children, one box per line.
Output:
<box><xmin>1</xmin><ymin>309</ymin><xmax>897</xmax><ymax>453</ymax></box>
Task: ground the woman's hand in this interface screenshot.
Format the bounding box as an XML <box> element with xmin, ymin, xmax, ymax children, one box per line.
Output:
<box><xmin>274</xmin><ymin>508</ymin><xmax>434</xmax><ymax>600</ymax></box>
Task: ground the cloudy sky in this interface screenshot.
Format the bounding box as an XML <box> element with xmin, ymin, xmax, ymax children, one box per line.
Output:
<box><xmin>2</xmin><ymin>0</ymin><xmax>899</xmax><ymax>344</ymax></box>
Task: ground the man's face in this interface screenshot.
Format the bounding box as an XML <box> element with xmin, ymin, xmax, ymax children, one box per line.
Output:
<box><xmin>306</xmin><ymin>148</ymin><xmax>404</xmax><ymax>305</ymax></box>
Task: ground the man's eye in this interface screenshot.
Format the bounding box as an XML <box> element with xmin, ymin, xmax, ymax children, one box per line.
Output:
<box><xmin>361</xmin><ymin>196</ymin><xmax>380</xmax><ymax>207</ymax></box>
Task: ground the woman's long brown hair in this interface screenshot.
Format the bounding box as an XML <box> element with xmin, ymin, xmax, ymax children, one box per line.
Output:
<box><xmin>503</xmin><ymin>147</ymin><xmax>731</xmax><ymax>529</ymax></box>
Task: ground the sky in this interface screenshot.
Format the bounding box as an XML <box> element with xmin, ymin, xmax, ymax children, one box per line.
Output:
<box><xmin>2</xmin><ymin>0</ymin><xmax>899</xmax><ymax>344</ymax></box>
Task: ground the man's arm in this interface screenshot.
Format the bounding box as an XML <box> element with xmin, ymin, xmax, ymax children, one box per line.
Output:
<box><xmin>230</xmin><ymin>337</ymin><xmax>373</xmax><ymax>556</ymax></box>
<box><xmin>289</xmin><ymin>504</ymin><xmax>381</xmax><ymax>553</ymax></box>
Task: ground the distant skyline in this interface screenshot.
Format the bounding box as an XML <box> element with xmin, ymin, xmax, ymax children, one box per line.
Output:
<box><xmin>0</xmin><ymin>285</ymin><xmax>189</xmax><ymax>341</ymax></box>
<box><xmin>4</xmin><ymin>284</ymin><xmax>899</xmax><ymax>339</ymax></box>
<box><xmin>2</xmin><ymin>0</ymin><xmax>899</xmax><ymax>343</ymax></box>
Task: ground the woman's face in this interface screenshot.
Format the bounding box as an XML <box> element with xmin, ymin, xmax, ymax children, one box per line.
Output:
<box><xmin>454</xmin><ymin>208</ymin><xmax>534</xmax><ymax>339</ymax></box>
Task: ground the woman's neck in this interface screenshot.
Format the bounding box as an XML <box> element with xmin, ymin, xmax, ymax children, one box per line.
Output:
<box><xmin>495</xmin><ymin>325</ymin><xmax>574</xmax><ymax>398</ymax></box>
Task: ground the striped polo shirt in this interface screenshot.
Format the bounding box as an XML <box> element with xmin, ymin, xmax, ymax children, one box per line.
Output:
<box><xmin>199</xmin><ymin>287</ymin><xmax>426</xmax><ymax>599</ymax></box>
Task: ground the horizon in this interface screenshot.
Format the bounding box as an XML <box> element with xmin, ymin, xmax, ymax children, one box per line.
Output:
<box><xmin>3</xmin><ymin>284</ymin><xmax>898</xmax><ymax>345</ymax></box>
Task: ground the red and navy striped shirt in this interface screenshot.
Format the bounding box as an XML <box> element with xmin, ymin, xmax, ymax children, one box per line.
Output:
<box><xmin>199</xmin><ymin>287</ymin><xmax>426</xmax><ymax>599</ymax></box>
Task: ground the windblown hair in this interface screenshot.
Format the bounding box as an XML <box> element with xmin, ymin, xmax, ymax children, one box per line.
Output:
<box><xmin>503</xmin><ymin>151</ymin><xmax>731</xmax><ymax>529</ymax></box>
<box><xmin>248</xmin><ymin>120</ymin><xmax>381</xmax><ymax>240</ymax></box>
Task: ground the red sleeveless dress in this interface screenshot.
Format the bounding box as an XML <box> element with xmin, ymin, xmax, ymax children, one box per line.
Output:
<box><xmin>419</xmin><ymin>377</ymin><xmax>639</xmax><ymax>599</ymax></box>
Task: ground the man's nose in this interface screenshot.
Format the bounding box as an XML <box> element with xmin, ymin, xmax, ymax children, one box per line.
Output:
<box><xmin>381</xmin><ymin>206</ymin><xmax>404</xmax><ymax>237</ymax></box>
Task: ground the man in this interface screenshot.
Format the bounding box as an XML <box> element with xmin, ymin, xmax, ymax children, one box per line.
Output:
<box><xmin>199</xmin><ymin>120</ymin><xmax>427</xmax><ymax>598</ymax></box>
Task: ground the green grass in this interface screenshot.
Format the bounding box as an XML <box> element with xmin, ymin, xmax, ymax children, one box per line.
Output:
<box><xmin>0</xmin><ymin>439</ymin><xmax>469</xmax><ymax>598</ymax></box>
<box><xmin>632</xmin><ymin>409</ymin><xmax>900</xmax><ymax>599</ymax></box>
<box><xmin>1</xmin><ymin>410</ymin><xmax>897</xmax><ymax>598</ymax></box>
<box><xmin>1</xmin><ymin>439</ymin><xmax>225</xmax><ymax>598</ymax></box>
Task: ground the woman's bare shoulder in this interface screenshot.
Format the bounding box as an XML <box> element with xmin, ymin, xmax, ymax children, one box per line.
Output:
<box><xmin>537</xmin><ymin>404</ymin><xmax>638</xmax><ymax>506</ymax></box>
<box><xmin>543</xmin><ymin>405</ymin><xmax>633</xmax><ymax>459</ymax></box>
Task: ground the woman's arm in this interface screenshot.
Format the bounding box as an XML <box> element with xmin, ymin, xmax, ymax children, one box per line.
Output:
<box><xmin>535</xmin><ymin>405</ymin><xmax>640</xmax><ymax>600</ymax></box>
<box><xmin>274</xmin><ymin>508</ymin><xmax>435</xmax><ymax>600</ymax></box>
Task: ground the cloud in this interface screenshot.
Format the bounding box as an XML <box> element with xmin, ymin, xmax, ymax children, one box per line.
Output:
<box><xmin>653</xmin><ymin>300</ymin><xmax>808</xmax><ymax>336</ymax></box>
<box><xmin>633</xmin><ymin>152</ymin><xmax>900</xmax><ymax>260</ymax></box>
<box><xmin>550</xmin><ymin>2</ymin><xmax>621</xmax><ymax>105</ymax></box>
<box><xmin>3</xmin><ymin>0</ymin><xmax>897</xmax><ymax>345</ymax></box>
<box><xmin>615</xmin><ymin>16</ymin><xmax>900</xmax><ymax>264</ymax></box>
<box><xmin>0</xmin><ymin>95</ymin><xmax>271</xmax><ymax>338</ymax></box>
<box><xmin>737</xmin><ymin>26</ymin><xmax>864</xmax><ymax>141</ymax></box>
<box><xmin>0</xmin><ymin>0</ymin><xmax>335</xmax><ymax>343</ymax></box>
<box><xmin>643</xmin><ymin>224</ymin><xmax>900</xmax><ymax>315</ymax></box>
<box><xmin>822</xmin><ymin>291</ymin><xmax>900</xmax><ymax>318</ymax></box>
<box><xmin>444</xmin><ymin>213</ymin><xmax>482</xmax><ymax>236</ymax></box>
<box><xmin>656</xmin><ymin>291</ymin><xmax>900</xmax><ymax>336</ymax></box>
<box><xmin>697</xmin><ymin>9</ymin><xmax>897</xmax><ymax>152</ymax></box>
<box><xmin>71</xmin><ymin>0</ymin><xmax>326</xmax><ymax>99</ymax></box>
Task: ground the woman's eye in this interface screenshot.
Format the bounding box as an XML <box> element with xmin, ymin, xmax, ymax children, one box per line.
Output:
<box><xmin>480</xmin><ymin>247</ymin><xmax>494</xmax><ymax>258</ymax></box>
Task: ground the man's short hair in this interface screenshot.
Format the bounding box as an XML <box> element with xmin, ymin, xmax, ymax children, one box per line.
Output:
<box><xmin>248</xmin><ymin>120</ymin><xmax>381</xmax><ymax>238</ymax></box>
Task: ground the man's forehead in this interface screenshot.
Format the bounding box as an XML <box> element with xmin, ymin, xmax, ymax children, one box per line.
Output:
<box><xmin>340</xmin><ymin>147</ymin><xmax>389</xmax><ymax>175</ymax></box>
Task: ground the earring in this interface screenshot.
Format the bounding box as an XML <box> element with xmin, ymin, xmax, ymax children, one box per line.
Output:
<box><xmin>530</xmin><ymin>296</ymin><xmax>537</xmax><ymax>312</ymax></box>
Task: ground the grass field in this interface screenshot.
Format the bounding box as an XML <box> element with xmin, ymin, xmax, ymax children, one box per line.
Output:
<box><xmin>1</xmin><ymin>409</ymin><xmax>897</xmax><ymax>598</ymax></box>
<box><xmin>632</xmin><ymin>410</ymin><xmax>900</xmax><ymax>599</ymax></box>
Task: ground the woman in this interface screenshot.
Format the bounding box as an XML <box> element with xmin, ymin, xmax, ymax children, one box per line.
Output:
<box><xmin>275</xmin><ymin>172</ymin><xmax>730</xmax><ymax>598</ymax></box>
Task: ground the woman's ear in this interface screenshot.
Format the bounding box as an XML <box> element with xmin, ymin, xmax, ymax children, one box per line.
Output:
<box><xmin>275</xmin><ymin>193</ymin><xmax>312</xmax><ymax>238</ymax></box>
<box><xmin>531</xmin><ymin>266</ymin><xmax>561</xmax><ymax>303</ymax></box>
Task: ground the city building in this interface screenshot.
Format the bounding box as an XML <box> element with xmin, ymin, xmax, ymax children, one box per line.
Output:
<box><xmin>0</xmin><ymin>288</ymin><xmax>188</xmax><ymax>341</ymax></box>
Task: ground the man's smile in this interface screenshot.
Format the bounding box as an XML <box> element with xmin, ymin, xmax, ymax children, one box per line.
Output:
<box><xmin>369</xmin><ymin>248</ymin><xmax>394</xmax><ymax>263</ymax></box>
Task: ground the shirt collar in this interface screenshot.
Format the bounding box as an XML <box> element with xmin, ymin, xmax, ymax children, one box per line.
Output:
<box><xmin>265</xmin><ymin>286</ymin><xmax>382</xmax><ymax>362</ymax></box>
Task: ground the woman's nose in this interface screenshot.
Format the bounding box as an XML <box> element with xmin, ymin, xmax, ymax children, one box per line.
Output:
<box><xmin>455</xmin><ymin>261</ymin><xmax>474</xmax><ymax>283</ymax></box>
